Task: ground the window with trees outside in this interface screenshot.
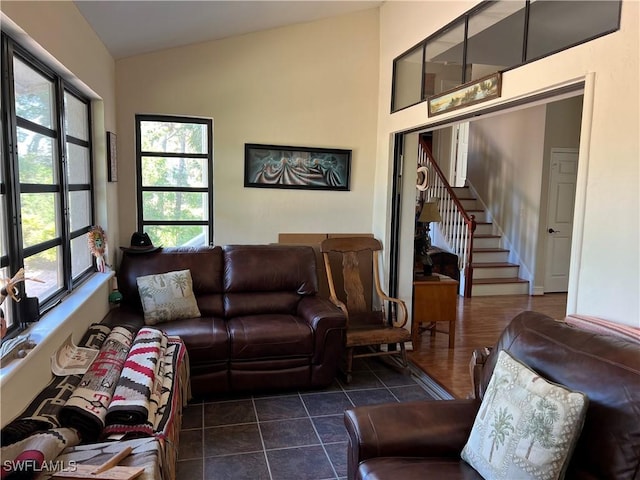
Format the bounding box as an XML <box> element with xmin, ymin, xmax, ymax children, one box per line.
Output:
<box><xmin>1</xmin><ymin>34</ymin><xmax>95</xmax><ymax>335</ymax></box>
<box><xmin>135</xmin><ymin>115</ymin><xmax>213</xmax><ymax>247</ymax></box>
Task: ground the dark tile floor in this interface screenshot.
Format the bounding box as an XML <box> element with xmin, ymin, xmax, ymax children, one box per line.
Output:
<box><xmin>177</xmin><ymin>359</ymin><xmax>445</xmax><ymax>480</ymax></box>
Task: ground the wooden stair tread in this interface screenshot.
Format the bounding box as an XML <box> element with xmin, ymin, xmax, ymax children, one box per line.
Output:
<box><xmin>474</xmin><ymin>234</ymin><xmax>501</xmax><ymax>239</ymax></box>
<box><xmin>473</xmin><ymin>247</ymin><xmax>509</xmax><ymax>252</ymax></box>
<box><xmin>472</xmin><ymin>262</ymin><xmax>518</xmax><ymax>268</ymax></box>
<box><xmin>473</xmin><ymin>277</ymin><xmax>528</xmax><ymax>284</ymax></box>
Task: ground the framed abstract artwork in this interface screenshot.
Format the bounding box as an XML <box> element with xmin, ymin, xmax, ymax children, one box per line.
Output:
<box><xmin>244</xmin><ymin>144</ymin><xmax>351</xmax><ymax>191</ymax></box>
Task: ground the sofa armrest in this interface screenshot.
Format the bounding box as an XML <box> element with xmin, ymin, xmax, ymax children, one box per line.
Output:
<box><xmin>344</xmin><ymin>399</ymin><xmax>480</xmax><ymax>479</ymax></box>
<box><xmin>101</xmin><ymin>306</ymin><xmax>145</xmax><ymax>330</ymax></box>
<box><xmin>297</xmin><ymin>296</ymin><xmax>346</xmax><ymax>364</ymax></box>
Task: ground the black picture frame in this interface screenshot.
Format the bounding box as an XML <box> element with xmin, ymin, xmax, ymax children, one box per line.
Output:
<box><xmin>107</xmin><ymin>131</ymin><xmax>117</xmax><ymax>182</ymax></box>
<box><xmin>244</xmin><ymin>144</ymin><xmax>351</xmax><ymax>191</ymax></box>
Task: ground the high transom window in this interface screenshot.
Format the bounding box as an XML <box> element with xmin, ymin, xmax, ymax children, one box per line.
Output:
<box><xmin>392</xmin><ymin>0</ymin><xmax>622</xmax><ymax>112</ymax></box>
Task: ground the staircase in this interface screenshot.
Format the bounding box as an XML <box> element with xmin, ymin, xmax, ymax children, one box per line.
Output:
<box><xmin>450</xmin><ymin>186</ymin><xmax>529</xmax><ymax>296</ymax></box>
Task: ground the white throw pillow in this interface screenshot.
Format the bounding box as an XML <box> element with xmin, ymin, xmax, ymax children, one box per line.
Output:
<box><xmin>136</xmin><ymin>269</ymin><xmax>201</xmax><ymax>325</ymax></box>
<box><xmin>461</xmin><ymin>350</ymin><xmax>588</xmax><ymax>480</ymax></box>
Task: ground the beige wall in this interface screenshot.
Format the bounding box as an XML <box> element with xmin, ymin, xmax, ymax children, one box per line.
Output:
<box><xmin>114</xmin><ymin>9</ymin><xmax>380</xmax><ymax>255</ymax></box>
<box><xmin>376</xmin><ymin>0</ymin><xmax>639</xmax><ymax>327</ymax></box>
<box><xmin>467</xmin><ymin>104</ymin><xmax>547</xmax><ymax>284</ymax></box>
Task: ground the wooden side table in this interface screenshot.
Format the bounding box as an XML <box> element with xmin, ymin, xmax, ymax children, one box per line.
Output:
<box><xmin>412</xmin><ymin>273</ymin><xmax>458</xmax><ymax>348</ymax></box>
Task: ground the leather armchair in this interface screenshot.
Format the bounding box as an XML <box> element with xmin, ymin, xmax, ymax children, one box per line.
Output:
<box><xmin>344</xmin><ymin>311</ymin><xmax>640</xmax><ymax>479</ymax></box>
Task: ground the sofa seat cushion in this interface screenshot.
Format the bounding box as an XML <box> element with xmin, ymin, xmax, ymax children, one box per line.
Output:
<box><xmin>228</xmin><ymin>314</ymin><xmax>313</xmax><ymax>359</ymax></box>
<box><xmin>357</xmin><ymin>457</ymin><xmax>483</xmax><ymax>480</ymax></box>
<box><xmin>159</xmin><ymin>316</ymin><xmax>228</xmax><ymax>364</ymax></box>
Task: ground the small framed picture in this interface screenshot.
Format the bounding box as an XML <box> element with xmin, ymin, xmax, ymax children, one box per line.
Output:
<box><xmin>107</xmin><ymin>131</ymin><xmax>117</xmax><ymax>182</ymax></box>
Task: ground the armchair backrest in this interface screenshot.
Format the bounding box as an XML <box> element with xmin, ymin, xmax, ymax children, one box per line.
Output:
<box><xmin>480</xmin><ymin>311</ymin><xmax>640</xmax><ymax>479</ymax></box>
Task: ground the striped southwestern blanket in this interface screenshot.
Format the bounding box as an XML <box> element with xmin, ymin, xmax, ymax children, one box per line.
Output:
<box><xmin>103</xmin><ymin>337</ymin><xmax>186</xmax><ymax>439</ymax></box>
<box><xmin>58</xmin><ymin>326</ymin><xmax>134</xmax><ymax>443</ymax></box>
<box><xmin>0</xmin><ymin>324</ymin><xmax>112</xmax><ymax>447</ymax></box>
<box><xmin>105</xmin><ymin>328</ymin><xmax>167</xmax><ymax>426</ymax></box>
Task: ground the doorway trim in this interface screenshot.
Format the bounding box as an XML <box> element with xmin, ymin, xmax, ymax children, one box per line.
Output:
<box><xmin>387</xmin><ymin>76</ymin><xmax>593</xmax><ymax>317</ymax></box>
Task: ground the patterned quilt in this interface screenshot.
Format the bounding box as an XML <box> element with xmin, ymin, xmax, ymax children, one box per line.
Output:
<box><xmin>0</xmin><ymin>324</ymin><xmax>111</xmax><ymax>446</ymax></box>
<box><xmin>1</xmin><ymin>323</ymin><xmax>190</xmax><ymax>480</ymax></box>
<box><xmin>58</xmin><ymin>326</ymin><xmax>134</xmax><ymax>443</ymax></box>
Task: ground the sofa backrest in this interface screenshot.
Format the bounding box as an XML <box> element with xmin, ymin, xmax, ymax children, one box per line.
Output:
<box><xmin>223</xmin><ymin>244</ymin><xmax>318</xmax><ymax>317</ymax></box>
<box><xmin>479</xmin><ymin>311</ymin><xmax>640</xmax><ymax>480</ymax></box>
<box><xmin>117</xmin><ymin>246</ymin><xmax>225</xmax><ymax>316</ymax></box>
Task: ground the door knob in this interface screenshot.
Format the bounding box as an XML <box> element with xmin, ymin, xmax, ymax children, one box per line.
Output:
<box><xmin>548</xmin><ymin>228</ymin><xmax>560</xmax><ymax>234</ymax></box>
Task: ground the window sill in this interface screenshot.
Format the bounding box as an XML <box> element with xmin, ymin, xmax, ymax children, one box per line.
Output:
<box><xmin>0</xmin><ymin>271</ymin><xmax>113</xmax><ymax>426</ymax></box>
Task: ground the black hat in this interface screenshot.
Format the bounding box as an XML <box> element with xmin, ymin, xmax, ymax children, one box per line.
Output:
<box><xmin>120</xmin><ymin>232</ymin><xmax>160</xmax><ymax>254</ymax></box>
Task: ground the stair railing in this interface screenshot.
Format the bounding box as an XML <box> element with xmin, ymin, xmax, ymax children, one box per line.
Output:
<box><xmin>418</xmin><ymin>138</ymin><xmax>476</xmax><ymax>297</ymax></box>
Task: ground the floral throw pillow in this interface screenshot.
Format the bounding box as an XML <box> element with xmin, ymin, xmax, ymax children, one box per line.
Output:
<box><xmin>461</xmin><ymin>350</ymin><xmax>588</xmax><ymax>480</ymax></box>
<box><xmin>136</xmin><ymin>269</ymin><xmax>201</xmax><ymax>325</ymax></box>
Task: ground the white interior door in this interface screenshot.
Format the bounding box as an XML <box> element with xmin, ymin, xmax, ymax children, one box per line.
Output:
<box><xmin>452</xmin><ymin>122</ymin><xmax>469</xmax><ymax>187</ymax></box>
<box><xmin>544</xmin><ymin>148</ymin><xmax>578</xmax><ymax>292</ymax></box>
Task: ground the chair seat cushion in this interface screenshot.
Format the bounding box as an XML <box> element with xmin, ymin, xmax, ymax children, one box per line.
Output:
<box><xmin>228</xmin><ymin>314</ymin><xmax>313</xmax><ymax>359</ymax></box>
<box><xmin>347</xmin><ymin>325</ymin><xmax>411</xmax><ymax>347</ymax></box>
<box><xmin>357</xmin><ymin>457</ymin><xmax>483</xmax><ymax>480</ymax></box>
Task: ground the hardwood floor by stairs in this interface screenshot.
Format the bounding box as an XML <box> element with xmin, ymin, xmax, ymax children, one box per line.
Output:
<box><xmin>409</xmin><ymin>293</ymin><xmax>568</xmax><ymax>399</ymax></box>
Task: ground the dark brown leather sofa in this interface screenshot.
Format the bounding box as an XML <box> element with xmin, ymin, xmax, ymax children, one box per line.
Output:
<box><xmin>102</xmin><ymin>245</ymin><xmax>346</xmax><ymax>397</ymax></box>
<box><xmin>344</xmin><ymin>311</ymin><xmax>640</xmax><ymax>480</ymax></box>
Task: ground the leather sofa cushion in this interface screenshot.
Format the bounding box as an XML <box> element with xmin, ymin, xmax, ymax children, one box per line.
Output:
<box><xmin>224</xmin><ymin>292</ymin><xmax>300</xmax><ymax>318</ymax></box>
<box><xmin>223</xmin><ymin>245</ymin><xmax>318</xmax><ymax>294</ymax></box>
<box><xmin>227</xmin><ymin>314</ymin><xmax>313</xmax><ymax>359</ymax></box>
<box><xmin>357</xmin><ymin>458</ymin><xmax>483</xmax><ymax>480</ymax></box>
<box><xmin>159</xmin><ymin>316</ymin><xmax>229</xmax><ymax>364</ymax></box>
<box><xmin>118</xmin><ymin>246</ymin><xmax>225</xmax><ymax>317</ymax></box>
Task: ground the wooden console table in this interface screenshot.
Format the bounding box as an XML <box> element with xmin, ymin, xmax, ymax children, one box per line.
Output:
<box><xmin>412</xmin><ymin>273</ymin><xmax>458</xmax><ymax>348</ymax></box>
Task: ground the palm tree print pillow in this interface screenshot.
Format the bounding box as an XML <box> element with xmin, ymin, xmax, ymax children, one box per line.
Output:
<box><xmin>136</xmin><ymin>269</ymin><xmax>201</xmax><ymax>325</ymax></box>
<box><xmin>461</xmin><ymin>350</ymin><xmax>588</xmax><ymax>480</ymax></box>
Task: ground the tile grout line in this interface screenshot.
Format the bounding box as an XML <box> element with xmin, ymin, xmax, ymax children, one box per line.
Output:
<box><xmin>252</xmin><ymin>395</ymin><xmax>275</xmax><ymax>480</ymax></box>
<box><xmin>298</xmin><ymin>391</ymin><xmax>343</xmax><ymax>480</ymax></box>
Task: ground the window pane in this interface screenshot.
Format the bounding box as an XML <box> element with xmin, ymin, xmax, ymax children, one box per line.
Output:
<box><xmin>467</xmin><ymin>2</ymin><xmax>525</xmax><ymax>81</ymax></box>
<box><xmin>69</xmin><ymin>190</ymin><xmax>90</xmax><ymax>231</ymax></box>
<box><xmin>146</xmin><ymin>225</ymin><xmax>207</xmax><ymax>248</ymax></box>
<box><xmin>392</xmin><ymin>44</ymin><xmax>423</xmax><ymax>111</ymax></box>
<box><xmin>17</xmin><ymin>127</ymin><xmax>56</xmax><ymax>184</ymax></box>
<box><xmin>24</xmin><ymin>246</ymin><xmax>62</xmax><ymax>301</ymax></box>
<box><xmin>527</xmin><ymin>1</ymin><xmax>621</xmax><ymax>61</ymax></box>
<box><xmin>140</xmin><ymin>121</ymin><xmax>208</xmax><ymax>154</ymax></box>
<box><xmin>67</xmin><ymin>143</ymin><xmax>90</xmax><ymax>183</ymax></box>
<box><xmin>424</xmin><ymin>20</ymin><xmax>465</xmax><ymax>98</ymax></box>
<box><xmin>21</xmin><ymin>192</ymin><xmax>58</xmax><ymax>248</ymax></box>
<box><xmin>141</xmin><ymin>157</ymin><xmax>206</xmax><ymax>187</ymax></box>
<box><xmin>71</xmin><ymin>233</ymin><xmax>92</xmax><ymax>278</ymax></box>
<box><xmin>64</xmin><ymin>91</ymin><xmax>89</xmax><ymax>141</ymax></box>
<box><xmin>142</xmin><ymin>191</ymin><xmax>207</xmax><ymax>221</ymax></box>
<box><xmin>13</xmin><ymin>58</ymin><xmax>54</xmax><ymax>129</ymax></box>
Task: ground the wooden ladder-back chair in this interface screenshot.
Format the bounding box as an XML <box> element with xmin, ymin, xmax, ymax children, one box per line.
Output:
<box><xmin>320</xmin><ymin>236</ymin><xmax>411</xmax><ymax>383</ymax></box>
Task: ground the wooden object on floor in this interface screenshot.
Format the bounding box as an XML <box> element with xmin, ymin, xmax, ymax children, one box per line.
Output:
<box><xmin>53</xmin><ymin>446</ymin><xmax>144</xmax><ymax>480</ymax></box>
<box><xmin>321</xmin><ymin>236</ymin><xmax>412</xmax><ymax>383</ymax></box>
<box><xmin>412</xmin><ymin>273</ymin><xmax>458</xmax><ymax>348</ymax></box>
